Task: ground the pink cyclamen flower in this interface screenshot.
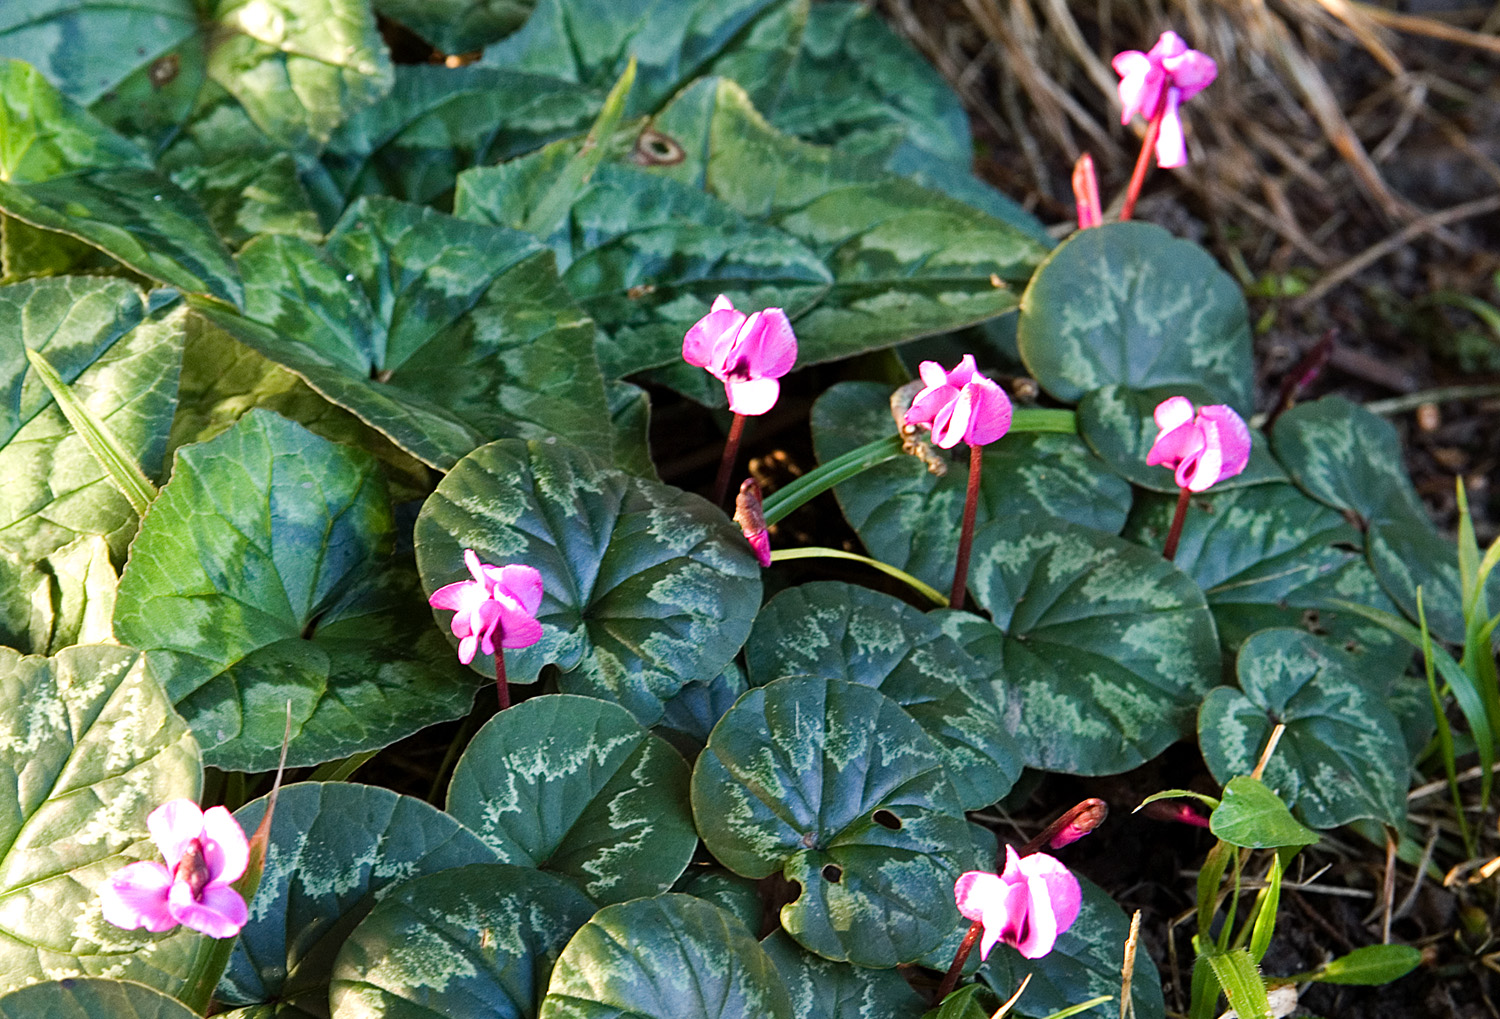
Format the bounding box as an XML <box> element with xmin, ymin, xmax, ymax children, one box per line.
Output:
<box><xmin>682</xmin><ymin>295</ymin><xmax>798</xmax><ymax>416</ymax></box>
<box><xmin>1146</xmin><ymin>397</ymin><xmax>1252</xmax><ymax>492</ymax></box>
<box><xmin>1113</xmin><ymin>31</ymin><xmax>1217</xmax><ymax>168</ymax></box>
<box><xmin>100</xmin><ymin>800</ymin><xmax>249</xmax><ymax>938</ymax></box>
<box><xmin>904</xmin><ymin>356</ymin><xmax>1013</xmax><ymax>449</ymax></box>
<box><xmin>955</xmin><ymin>846</ymin><xmax>1082</xmax><ymax>960</ymax></box>
<box><xmin>429</xmin><ymin>549</ymin><xmax>543</xmax><ymax>664</ymax></box>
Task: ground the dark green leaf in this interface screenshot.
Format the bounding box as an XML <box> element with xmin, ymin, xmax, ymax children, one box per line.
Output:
<box><xmin>416</xmin><ymin>438</ymin><xmax>761</xmax><ymax>724</ymax></box>
<box><xmin>114</xmin><ymin>409</ymin><xmax>480</xmax><ymax>771</ymax></box>
<box><xmin>1078</xmin><ymin>384</ymin><xmax>1284</xmax><ymax>493</ymax></box>
<box><xmin>691</xmin><ymin>676</ymin><xmax>971</xmax><ymax>967</ymax></box>
<box><xmin>446</xmin><ymin>695</ymin><xmax>697</xmax><ymax>904</ymax></box>
<box><xmin>922</xmin><ymin>984</ymin><xmax>996</xmax><ymax>1019</ymax></box>
<box><xmin>605</xmin><ymin>380</ymin><xmax>657</xmax><ymax>479</ymax></box>
<box><xmin>0</xmin><ymin>62</ymin><xmax>242</xmax><ymax>305</ymax></box>
<box><xmin>375</xmin><ymin>0</ymin><xmax>535</xmax><ymax>54</ymax></box>
<box><xmin>760</xmin><ymin>929</ymin><xmax>927</xmax><ymax>1019</ymax></box>
<box><xmin>168</xmin><ymin>154</ymin><xmax>322</xmax><ymax>251</ymax></box>
<box><xmin>0</xmin><ymin>535</ymin><xmax>117</xmax><ymax>655</ymax></box>
<box><xmin>0</xmin><ymin>645</ymin><xmax>203</xmax><ymax>996</ymax></box>
<box><xmin>1200</xmin><ymin>629</ymin><xmax>1408</xmax><ymax>829</ymax></box>
<box><xmin>745</xmin><ymin>581</ymin><xmax>1021</xmax><ymax>808</ymax></box>
<box><xmin>1017</xmin><ymin>222</ymin><xmax>1253</xmax><ymax>409</ymax></box>
<box><xmin>656</xmin><ymin>662</ymin><xmax>747</xmax><ymax>752</ymax></box>
<box><xmin>1315</xmin><ymin>944</ymin><xmax>1421</xmax><ymax>986</ymax></box>
<box><xmin>811</xmin><ymin>382</ymin><xmax>1132</xmax><ymax>593</ymax></box>
<box><xmin>0</xmin><ymin>978</ymin><xmax>200</xmax><ymax>1019</ymax></box>
<box><xmin>221</xmin><ymin>782</ymin><xmax>501</xmax><ymax>1013</ymax></box>
<box><xmin>329</xmin><ymin>864</ymin><xmax>595</xmax><ymax>1019</ymax></box>
<box><xmin>980</xmin><ymin>875</ymin><xmax>1163</xmax><ymax>1019</ymax></box>
<box><xmin>1272</xmin><ymin>397</ymin><xmax>1490</xmax><ymax>643</ymax></box>
<box><xmin>672</xmin><ymin>866</ymin><xmax>762</xmax><ymax>933</ymax></box>
<box><xmin>935</xmin><ymin>517</ymin><xmax>1220</xmax><ymax>775</ymax></box>
<box><xmin>1208</xmin><ymin>777</ymin><xmax>1318</xmax><ymax>849</ymax></box>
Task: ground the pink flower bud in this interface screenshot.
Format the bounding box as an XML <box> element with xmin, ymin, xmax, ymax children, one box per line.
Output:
<box><xmin>732</xmin><ymin>478</ymin><xmax>772</xmax><ymax>568</ymax></box>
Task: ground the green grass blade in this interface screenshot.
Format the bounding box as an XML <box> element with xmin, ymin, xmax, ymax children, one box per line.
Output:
<box><xmin>769</xmin><ymin>546</ymin><xmax>948</xmax><ymax>605</ymax></box>
<box><xmin>1205</xmin><ymin>949</ymin><xmax>1271</xmax><ymax>1019</ymax></box>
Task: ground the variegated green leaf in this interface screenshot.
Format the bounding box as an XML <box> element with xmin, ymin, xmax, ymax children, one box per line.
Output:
<box><xmin>0</xmin><ymin>978</ymin><xmax>200</xmax><ymax>1019</ymax></box>
<box><xmin>691</xmin><ymin>676</ymin><xmax>971</xmax><ymax>967</ymax></box>
<box><xmin>446</xmin><ymin>695</ymin><xmax>697</xmax><ymax>904</ymax></box>
<box><xmin>113</xmin><ymin>409</ymin><xmax>480</xmax><ymax>771</ymax></box>
<box><xmin>760</xmin><ymin>930</ymin><xmax>927</xmax><ymax>1019</ymax></box>
<box><xmin>168</xmin><ymin>153</ymin><xmax>321</xmax><ymax>251</ymax></box>
<box><xmin>330</xmin><ymin>864</ymin><xmax>595</xmax><ymax>1019</ymax></box>
<box><xmin>980</xmin><ymin>875</ymin><xmax>1164</xmax><ymax>1019</ymax></box>
<box><xmin>811</xmin><ymin>382</ymin><xmax>1131</xmax><ymax>594</ymax></box>
<box><xmin>220</xmin><ymin>783</ymin><xmax>501</xmax><ymax>1015</ymax></box>
<box><xmin>656</xmin><ymin>662</ymin><xmax>747</xmax><ymax>752</ymax></box>
<box><xmin>0</xmin><ymin>62</ymin><xmax>241</xmax><ymax>305</ymax></box>
<box><xmin>539</xmin><ymin>894</ymin><xmax>794</xmax><ymax>1019</ymax></box>
<box><xmin>934</xmin><ymin>517</ymin><xmax>1220</xmax><ymax>775</ymax></box>
<box><xmin>1017</xmin><ymin>222</ymin><xmax>1253</xmax><ymax>410</ymax></box>
<box><xmin>0</xmin><ymin>645</ymin><xmax>203</xmax><ymax>997</ymax></box>
<box><xmin>375</xmin><ymin>0</ymin><xmax>535</xmax><ymax>54</ymax></box>
<box><xmin>0</xmin><ymin>535</ymin><xmax>118</xmax><ymax>656</ymax></box>
<box><xmin>1199</xmin><ymin>629</ymin><xmax>1408</xmax><ymax>829</ymax></box>
<box><xmin>672</xmin><ymin>866</ymin><xmax>761</xmax><ymax>933</ymax></box>
<box><xmin>414</xmin><ymin>438</ymin><xmax>761</xmax><ymax>724</ymax></box>
<box><xmin>745</xmin><ymin>581</ymin><xmax>1020</xmax><ymax>808</ymax></box>
<box><xmin>1271</xmin><ymin>396</ymin><xmax>1491</xmax><ymax>643</ymax></box>
<box><xmin>1078</xmin><ymin>384</ymin><xmax>1285</xmax><ymax>493</ymax></box>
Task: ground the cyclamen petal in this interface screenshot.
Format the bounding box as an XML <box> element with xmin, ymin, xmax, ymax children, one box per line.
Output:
<box><xmin>680</xmin><ymin>296</ymin><xmax>798</xmax><ymax>416</ymax></box>
<box><xmin>903</xmin><ymin>357</ymin><xmax>1013</xmax><ymax>450</ymax></box>
<box><xmin>100</xmin><ymin>862</ymin><xmax>176</xmax><ymax>933</ymax></box>
<box><xmin>429</xmin><ymin>551</ymin><xmax>545</xmax><ymax>664</ymax></box>
<box><xmin>1114</xmin><ymin>31</ymin><xmax>1216</xmax><ymax>167</ymax></box>
<box><xmin>953</xmin><ymin>847</ymin><xmax>1081</xmax><ymax>961</ymax></box>
<box><xmin>1146</xmin><ymin>398</ymin><xmax>1251</xmax><ymax>491</ymax></box>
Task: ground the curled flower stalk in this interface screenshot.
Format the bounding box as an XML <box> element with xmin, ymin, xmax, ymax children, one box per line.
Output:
<box><xmin>1113</xmin><ymin>31</ymin><xmax>1217</xmax><ymax>220</ymax></box>
<box><xmin>902</xmin><ymin>356</ymin><xmax>1012</xmax><ymax>611</ymax></box>
<box><xmin>1146</xmin><ymin>397</ymin><xmax>1252</xmax><ymax>560</ymax></box>
<box><xmin>429</xmin><ymin>549</ymin><xmax>544</xmax><ymax>709</ymax></box>
<box><xmin>101</xmin><ymin>800</ymin><xmax>250</xmax><ymax>939</ymax></box>
<box><xmin>682</xmin><ymin>295</ymin><xmax>798</xmax><ymax>506</ymax></box>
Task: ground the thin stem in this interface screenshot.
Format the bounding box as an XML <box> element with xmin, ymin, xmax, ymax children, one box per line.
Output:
<box><xmin>950</xmin><ymin>444</ymin><xmax>984</xmax><ymax>611</ymax></box>
<box><xmin>770</xmin><ymin>547</ymin><xmax>948</xmax><ymax>606</ymax></box>
<box><xmin>1119</xmin><ymin>106</ymin><xmax>1165</xmax><ymax>222</ymax></box>
<box><xmin>936</xmin><ymin>920</ymin><xmax>984</xmax><ymax>1002</ymax></box>
<box><xmin>495</xmin><ymin>651</ymin><xmax>511</xmax><ymax>711</ymax></box>
<box><xmin>1162</xmin><ymin>486</ymin><xmax>1192</xmax><ymax>562</ymax></box>
<box><xmin>713</xmin><ymin>413</ymin><xmax>748</xmax><ymax>508</ymax></box>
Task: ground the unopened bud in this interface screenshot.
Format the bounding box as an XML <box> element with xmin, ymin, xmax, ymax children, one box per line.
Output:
<box><xmin>1048</xmin><ymin>797</ymin><xmax>1108</xmax><ymax>849</ymax></box>
<box><xmin>1073</xmin><ymin>153</ymin><xmax>1102</xmax><ymax>229</ymax></box>
<box><xmin>733</xmin><ymin>479</ymin><xmax>772</xmax><ymax>568</ymax></box>
<box><xmin>1142</xmin><ymin>799</ymin><xmax>1211</xmax><ymax>829</ymax></box>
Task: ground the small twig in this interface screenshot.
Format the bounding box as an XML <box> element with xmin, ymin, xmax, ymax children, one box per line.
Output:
<box><xmin>1394</xmin><ymin>825</ymin><xmax>1439</xmax><ymax>922</ymax></box>
<box><xmin>1120</xmin><ymin>909</ymin><xmax>1141</xmax><ymax>1019</ymax></box>
<box><xmin>1408</xmin><ymin>759</ymin><xmax>1500</xmax><ymax>801</ymax></box>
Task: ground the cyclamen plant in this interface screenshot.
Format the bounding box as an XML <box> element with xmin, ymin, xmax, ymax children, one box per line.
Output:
<box><xmin>0</xmin><ymin>6</ymin><xmax>1454</xmax><ymax>1019</ymax></box>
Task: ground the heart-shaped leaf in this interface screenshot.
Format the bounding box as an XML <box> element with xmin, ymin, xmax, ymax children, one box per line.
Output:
<box><xmin>692</xmin><ymin>675</ymin><xmax>971</xmax><ymax>967</ymax></box>
<box><xmin>0</xmin><ymin>645</ymin><xmax>202</xmax><ymax>997</ymax></box>
<box><xmin>1208</xmin><ymin>776</ymin><xmax>1318</xmax><ymax>849</ymax></box>
<box><xmin>979</xmin><ymin>875</ymin><xmax>1165</xmax><ymax>1019</ymax></box>
<box><xmin>1017</xmin><ymin>222</ymin><xmax>1252</xmax><ymax>410</ymax></box>
<box><xmin>0</xmin><ymin>978</ymin><xmax>201</xmax><ymax>1019</ymax></box>
<box><xmin>1199</xmin><ymin>629</ymin><xmax>1408</xmax><ymax>829</ymax></box>
<box><xmin>539</xmin><ymin>894</ymin><xmax>794</xmax><ymax>1019</ymax></box>
<box><xmin>329</xmin><ymin>863</ymin><xmax>595</xmax><ymax>1019</ymax></box>
<box><xmin>323</xmin><ymin>64</ymin><xmax>600</xmax><ymax>208</ymax></box>
<box><xmin>760</xmin><ymin>930</ymin><xmax>927</xmax><ymax>1019</ymax></box>
<box><xmin>375</xmin><ymin>0</ymin><xmax>535</xmax><ymax>55</ymax></box>
<box><xmin>656</xmin><ymin>662</ymin><xmax>748</xmax><ymax>752</ymax></box>
<box><xmin>934</xmin><ymin>517</ymin><xmax>1220</xmax><ymax>775</ymax></box>
<box><xmin>114</xmin><ymin>409</ymin><xmax>480</xmax><ymax>771</ymax></box>
<box><xmin>219</xmin><ymin>782</ymin><xmax>501</xmax><ymax>1014</ymax></box>
<box><xmin>1078</xmin><ymin>384</ymin><xmax>1285</xmax><ymax>493</ymax></box>
<box><xmin>810</xmin><ymin>382</ymin><xmax>1132</xmax><ymax>593</ymax></box>
<box><xmin>673</xmin><ymin>866</ymin><xmax>762</xmax><ymax>933</ymax></box>
<box><xmin>1123</xmin><ymin>482</ymin><xmax>1413</xmax><ymax>680</ymax></box>
<box><xmin>197</xmin><ymin>196</ymin><xmax>614</xmax><ymax>470</ymax></box>
<box><xmin>745</xmin><ymin>581</ymin><xmax>1021</xmax><ymax>808</ymax></box>
<box><xmin>414</xmin><ymin>438</ymin><xmax>761</xmax><ymax>724</ymax></box>
<box><xmin>0</xmin><ymin>62</ymin><xmax>241</xmax><ymax>306</ymax></box>
<box><xmin>446</xmin><ymin>694</ymin><xmax>697</xmax><ymax>904</ymax></box>
<box><xmin>1272</xmin><ymin>396</ymin><xmax>1489</xmax><ymax>643</ymax></box>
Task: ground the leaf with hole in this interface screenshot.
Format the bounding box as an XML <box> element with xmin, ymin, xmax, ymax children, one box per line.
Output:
<box><xmin>934</xmin><ymin>517</ymin><xmax>1220</xmax><ymax>775</ymax></box>
<box><xmin>540</xmin><ymin>894</ymin><xmax>793</xmax><ymax>1019</ymax></box>
<box><xmin>446</xmin><ymin>695</ymin><xmax>697</xmax><ymax>904</ymax></box>
<box><xmin>113</xmin><ymin>409</ymin><xmax>481</xmax><ymax>771</ymax></box>
<box><xmin>1018</xmin><ymin>222</ymin><xmax>1252</xmax><ymax>409</ymax></box>
<box><xmin>811</xmin><ymin>382</ymin><xmax>1132</xmax><ymax>594</ymax></box>
<box><xmin>691</xmin><ymin>675</ymin><xmax>971</xmax><ymax>967</ymax></box>
<box><xmin>416</xmin><ymin>437</ymin><xmax>761</xmax><ymax>723</ymax></box>
<box><xmin>745</xmin><ymin>581</ymin><xmax>1021</xmax><ymax>808</ymax></box>
<box><xmin>0</xmin><ymin>645</ymin><xmax>203</xmax><ymax>997</ymax></box>
<box><xmin>1200</xmin><ymin>629</ymin><xmax>1407</xmax><ymax>829</ymax></box>
<box><xmin>329</xmin><ymin>863</ymin><xmax>595</xmax><ymax>1019</ymax></box>
<box><xmin>219</xmin><ymin>782</ymin><xmax>501</xmax><ymax>1014</ymax></box>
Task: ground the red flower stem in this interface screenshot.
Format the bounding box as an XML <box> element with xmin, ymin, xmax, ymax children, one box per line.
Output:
<box><xmin>1162</xmin><ymin>485</ymin><xmax>1192</xmax><ymax>562</ymax></box>
<box><xmin>949</xmin><ymin>444</ymin><xmax>984</xmax><ymax>611</ymax></box>
<box><xmin>713</xmin><ymin>413</ymin><xmax>748</xmax><ymax>508</ymax></box>
<box><xmin>1119</xmin><ymin>106</ymin><xmax>1165</xmax><ymax>222</ymax></box>
<box><xmin>936</xmin><ymin>920</ymin><xmax>984</xmax><ymax>1003</ymax></box>
<box><xmin>494</xmin><ymin>651</ymin><xmax>511</xmax><ymax>711</ymax></box>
